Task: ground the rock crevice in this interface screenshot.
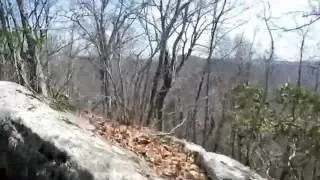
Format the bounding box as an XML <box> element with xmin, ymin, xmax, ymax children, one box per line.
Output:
<box><xmin>0</xmin><ymin>109</ymin><xmax>94</xmax><ymax>180</ymax></box>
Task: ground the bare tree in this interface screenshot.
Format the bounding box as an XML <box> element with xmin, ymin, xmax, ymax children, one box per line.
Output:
<box><xmin>189</xmin><ymin>0</ymin><xmax>241</xmax><ymax>145</ymax></box>
<box><xmin>261</xmin><ymin>1</ymin><xmax>274</xmax><ymax>103</ymax></box>
<box><xmin>279</xmin><ymin>20</ymin><xmax>310</xmax><ymax>180</ymax></box>
<box><xmin>140</xmin><ymin>0</ymin><xmax>209</xmax><ymax>131</ymax></box>
<box><xmin>0</xmin><ymin>0</ymin><xmax>61</xmax><ymax>96</ymax></box>
<box><xmin>296</xmin><ymin>28</ymin><xmax>309</xmax><ymax>88</ymax></box>
<box><xmin>0</xmin><ymin>1</ymin><xmax>22</xmax><ymax>83</ymax></box>
<box><xmin>70</xmin><ymin>0</ymin><xmax>141</xmax><ymax>118</ymax></box>
<box><xmin>233</xmin><ymin>29</ymin><xmax>258</xmax><ymax>85</ymax></box>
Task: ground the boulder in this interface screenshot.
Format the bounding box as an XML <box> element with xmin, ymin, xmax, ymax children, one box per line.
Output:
<box><xmin>0</xmin><ymin>80</ymin><xmax>268</xmax><ymax>180</ymax></box>
<box><xmin>0</xmin><ymin>81</ymin><xmax>162</xmax><ymax>180</ymax></box>
<box><xmin>170</xmin><ymin>137</ymin><xmax>266</xmax><ymax>180</ymax></box>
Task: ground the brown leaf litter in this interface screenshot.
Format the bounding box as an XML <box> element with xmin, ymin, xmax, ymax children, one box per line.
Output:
<box><xmin>76</xmin><ymin>110</ymin><xmax>208</xmax><ymax>180</ymax></box>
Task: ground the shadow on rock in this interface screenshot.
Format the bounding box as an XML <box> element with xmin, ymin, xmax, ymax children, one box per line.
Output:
<box><xmin>0</xmin><ymin>111</ymin><xmax>94</xmax><ymax>180</ymax></box>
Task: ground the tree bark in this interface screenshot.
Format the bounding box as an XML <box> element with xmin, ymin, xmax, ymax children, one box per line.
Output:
<box><xmin>146</xmin><ymin>47</ymin><xmax>166</xmax><ymax>126</ymax></box>
<box><xmin>154</xmin><ymin>51</ymin><xmax>172</xmax><ymax>131</ymax></box>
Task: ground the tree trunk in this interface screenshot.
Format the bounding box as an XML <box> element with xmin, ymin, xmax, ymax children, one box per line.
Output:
<box><xmin>211</xmin><ymin>94</ymin><xmax>227</xmax><ymax>152</ymax></box>
<box><xmin>154</xmin><ymin>51</ymin><xmax>172</xmax><ymax>131</ymax></box>
<box><xmin>315</xmin><ymin>69</ymin><xmax>319</xmax><ymax>92</ymax></box>
<box><xmin>231</xmin><ymin>128</ymin><xmax>236</xmax><ymax>159</ymax></box>
<box><xmin>99</xmin><ymin>68</ymin><xmax>106</xmax><ymax>114</ymax></box>
<box><xmin>35</xmin><ymin>51</ymin><xmax>49</xmax><ymax>97</ymax></box>
<box><xmin>312</xmin><ymin>159</ymin><xmax>318</xmax><ymax>180</ymax></box>
<box><xmin>154</xmin><ymin>89</ymin><xmax>169</xmax><ymax>131</ymax></box>
<box><xmin>263</xmin><ymin>60</ymin><xmax>270</xmax><ymax>102</ymax></box>
<box><xmin>279</xmin><ymin>145</ymin><xmax>291</xmax><ymax>180</ymax></box>
<box><xmin>245</xmin><ymin>61</ymin><xmax>251</xmax><ymax>85</ymax></box>
<box><xmin>139</xmin><ymin>64</ymin><xmax>152</xmax><ymax>124</ymax></box>
<box><xmin>146</xmin><ymin>47</ymin><xmax>166</xmax><ymax>126</ymax></box>
<box><xmin>202</xmin><ymin>65</ymin><xmax>211</xmax><ymax>146</ymax></box>
<box><xmin>0</xmin><ymin>3</ymin><xmax>23</xmax><ymax>85</ymax></box>
<box><xmin>191</xmin><ymin>69</ymin><xmax>206</xmax><ymax>143</ymax></box>
<box><xmin>297</xmin><ymin>34</ymin><xmax>305</xmax><ymax>89</ymax></box>
<box><xmin>16</xmin><ymin>0</ymin><xmax>49</xmax><ymax>95</ymax></box>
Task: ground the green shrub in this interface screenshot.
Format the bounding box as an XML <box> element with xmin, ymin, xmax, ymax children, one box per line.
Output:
<box><xmin>49</xmin><ymin>89</ymin><xmax>75</xmax><ymax>111</ymax></box>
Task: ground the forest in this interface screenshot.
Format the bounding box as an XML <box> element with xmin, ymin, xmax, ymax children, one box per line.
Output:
<box><xmin>1</xmin><ymin>0</ymin><xmax>320</xmax><ymax>179</ymax></box>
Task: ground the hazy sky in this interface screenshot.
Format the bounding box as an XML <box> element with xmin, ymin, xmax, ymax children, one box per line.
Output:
<box><xmin>240</xmin><ymin>0</ymin><xmax>320</xmax><ymax>61</ymax></box>
<box><xmin>55</xmin><ymin>0</ymin><xmax>320</xmax><ymax>62</ymax></box>
<box><xmin>170</xmin><ymin>0</ymin><xmax>320</xmax><ymax>61</ymax></box>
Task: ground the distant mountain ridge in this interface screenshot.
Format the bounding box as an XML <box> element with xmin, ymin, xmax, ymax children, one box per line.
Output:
<box><xmin>182</xmin><ymin>56</ymin><xmax>320</xmax><ymax>90</ymax></box>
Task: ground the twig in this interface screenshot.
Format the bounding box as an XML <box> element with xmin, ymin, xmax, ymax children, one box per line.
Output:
<box><xmin>154</xmin><ymin>117</ymin><xmax>188</xmax><ymax>136</ymax></box>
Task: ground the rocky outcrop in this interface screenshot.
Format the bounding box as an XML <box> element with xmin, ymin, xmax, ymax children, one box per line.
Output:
<box><xmin>0</xmin><ymin>81</ymin><xmax>267</xmax><ymax>180</ymax></box>
<box><xmin>171</xmin><ymin>137</ymin><xmax>266</xmax><ymax>180</ymax></box>
<box><xmin>0</xmin><ymin>81</ymin><xmax>161</xmax><ymax>180</ymax></box>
